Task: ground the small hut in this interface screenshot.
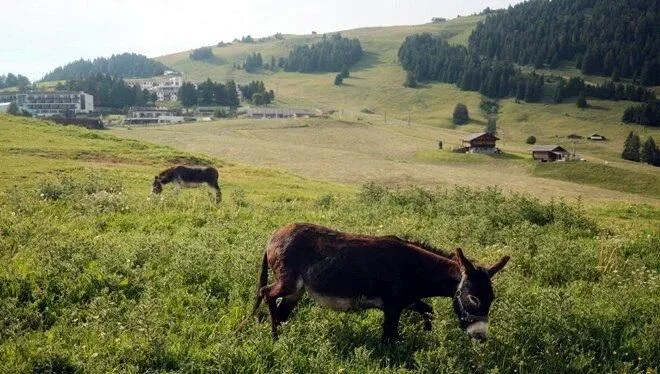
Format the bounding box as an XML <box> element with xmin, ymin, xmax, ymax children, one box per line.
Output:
<box><xmin>531</xmin><ymin>145</ymin><xmax>569</xmax><ymax>162</ymax></box>
<box><xmin>461</xmin><ymin>132</ymin><xmax>500</xmax><ymax>154</ymax></box>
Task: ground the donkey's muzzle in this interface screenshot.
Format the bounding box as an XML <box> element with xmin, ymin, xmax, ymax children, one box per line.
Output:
<box><xmin>466</xmin><ymin>321</ymin><xmax>488</xmax><ymax>341</ymax></box>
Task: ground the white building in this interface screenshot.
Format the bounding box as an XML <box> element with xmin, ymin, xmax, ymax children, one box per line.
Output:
<box><xmin>124</xmin><ymin>107</ymin><xmax>184</xmax><ymax>125</ymax></box>
<box><xmin>0</xmin><ymin>91</ymin><xmax>94</xmax><ymax>117</ymax></box>
<box><xmin>126</xmin><ymin>75</ymin><xmax>183</xmax><ymax>102</ymax></box>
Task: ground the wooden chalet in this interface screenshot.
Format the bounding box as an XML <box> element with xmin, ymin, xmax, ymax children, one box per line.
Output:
<box><xmin>461</xmin><ymin>132</ymin><xmax>500</xmax><ymax>153</ymax></box>
<box><xmin>531</xmin><ymin>145</ymin><xmax>569</xmax><ymax>162</ymax></box>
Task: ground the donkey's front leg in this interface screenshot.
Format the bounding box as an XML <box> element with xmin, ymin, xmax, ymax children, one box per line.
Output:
<box><xmin>381</xmin><ymin>304</ymin><xmax>404</xmax><ymax>342</ymax></box>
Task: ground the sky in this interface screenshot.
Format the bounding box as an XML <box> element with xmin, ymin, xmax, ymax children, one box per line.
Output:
<box><xmin>1</xmin><ymin>0</ymin><xmax>524</xmax><ymax>81</ymax></box>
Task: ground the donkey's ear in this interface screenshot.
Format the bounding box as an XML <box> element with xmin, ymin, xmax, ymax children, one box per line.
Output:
<box><xmin>487</xmin><ymin>256</ymin><xmax>510</xmax><ymax>278</ymax></box>
<box><xmin>455</xmin><ymin>248</ymin><xmax>475</xmax><ymax>274</ymax></box>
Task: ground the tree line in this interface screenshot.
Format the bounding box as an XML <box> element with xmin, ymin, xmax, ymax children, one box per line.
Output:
<box><xmin>283</xmin><ymin>33</ymin><xmax>363</xmax><ymax>73</ymax></box>
<box><xmin>238</xmin><ymin>81</ymin><xmax>274</xmax><ymax>105</ymax></box>
<box><xmin>622</xmin><ymin>131</ymin><xmax>659</xmax><ymax>166</ymax></box>
<box><xmin>398</xmin><ymin>33</ymin><xmax>656</xmax><ymax>104</ymax></box>
<box><xmin>190</xmin><ymin>47</ymin><xmax>215</xmax><ymax>61</ymax></box>
<box><xmin>244</xmin><ymin>53</ymin><xmax>263</xmax><ymax>73</ymax></box>
<box><xmin>468</xmin><ymin>0</ymin><xmax>660</xmax><ymax>85</ymax></box>
<box><xmin>622</xmin><ymin>102</ymin><xmax>660</xmax><ymax>127</ymax></box>
<box><xmin>62</xmin><ymin>74</ymin><xmax>155</xmax><ymax>108</ymax></box>
<box><xmin>178</xmin><ymin>79</ymin><xmax>240</xmax><ymax>107</ymax></box>
<box><xmin>0</xmin><ymin>73</ymin><xmax>30</xmax><ymax>89</ymax></box>
<box><xmin>42</xmin><ymin>53</ymin><xmax>168</xmax><ymax>81</ymax></box>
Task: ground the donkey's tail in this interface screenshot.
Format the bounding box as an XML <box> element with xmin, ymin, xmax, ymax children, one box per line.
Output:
<box><xmin>236</xmin><ymin>251</ymin><xmax>269</xmax><ymax>332</ymax></box>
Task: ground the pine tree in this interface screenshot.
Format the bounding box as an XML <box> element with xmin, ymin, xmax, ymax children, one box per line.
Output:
<box><xmin>340</xmin><ymin>66</ymin><xmax>350</xmax><ymax>78</ymax></box>
<box><xmin>640</xmin><ymin>137</ymin><xmax>657</xmax><ymax>164</ymax></box>
<box><xmin>622</xmin><ymin>131</ymin><xmax>641</xmax><ymax>162</ymax></box>
<box><xmin>576</xmin><ymin>91</ymin><xmax>588</xmax><ymax>108</ymax></box>
<box><xmin>453</xmin><ymin>103</ymin><xmax>469</xmax><ymax>125</ymax></box>
<box><xmin>486</xmin><ymin>117</ymin><xmax>497</xmax><ymax>134</ymax></box>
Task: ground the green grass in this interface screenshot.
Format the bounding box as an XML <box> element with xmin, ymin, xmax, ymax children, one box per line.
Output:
<box><xmin>2</xmin><ymin>115</ymin><xmax>660</xmax><ymax>373</ymax></box>
<box><xmin>532</xmin><ymin>161</ymin><xmax>660</xmax><ymax>198</ymax></box>
<box><xmin>147</xmin><ymin>16</ymin><xmax>660</xmax><ymax>202</ymax></box>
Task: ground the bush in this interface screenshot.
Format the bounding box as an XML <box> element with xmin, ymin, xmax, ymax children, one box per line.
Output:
<box><xmin>526</xmin><ymin>135</ymin><xmax>537</xmax><ymax>144</ymax></box>
<box><xmin>452</xmin><ymin>103</ymin><xmax>469</xmax><ymax>124</ymax></box>
<box><xmin>334</xmin><ymin>74</ymin><xmax>343</xmax><ymax>86</ymax></box>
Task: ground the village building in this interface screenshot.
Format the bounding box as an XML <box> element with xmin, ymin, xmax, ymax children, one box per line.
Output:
<box><xmin>0</xmin><ymin>91</ymin><xmax>94</xmax><ymax>117</ymax></box>
<box><xmin>126</xmin><ymin>74</ymin><xmax>183</xmax><ymax>102</ymax></box>
<box><xmin>0</xmin><ymin>102</ymin><xmax>11</xmax><ymax>113</ymax></box>
<box><xmin>531</xmin><ymin>145</ymin><xmax>570</xmax><ymax>162</ymax></box>
<box><xmin>124</xmin><ymin>107</ymin><xmax>184</xmax><ymax>125</ymax></box>
<box><xmin>461</xmin><ymin>132</ymin><xmax>500</xmax><ymax>154</ymax></box>
<box><xmin>245</xmin><ymin>107</ymin><xmax>319</xmax><ymax>119</ymax></box>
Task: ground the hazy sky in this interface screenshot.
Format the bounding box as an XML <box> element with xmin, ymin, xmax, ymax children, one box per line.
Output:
<box><xmin>1</xmin><ymin>0</ymin><xmax>524</xmax><ymax>81</ymax></box>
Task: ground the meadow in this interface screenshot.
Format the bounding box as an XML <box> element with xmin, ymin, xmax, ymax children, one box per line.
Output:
<box><xmin>1</xmin><ymin>116</ymin><xmax>659</xmax><ymax>373</ymax></box>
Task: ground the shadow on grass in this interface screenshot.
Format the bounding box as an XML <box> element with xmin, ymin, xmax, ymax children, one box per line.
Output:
<box><xmin>351</xmin><ymin>52</ymin><xmax>381</xmax><ymax>72</ymax></box>
<box><xmin>326</xmin><ymin>312</ymin><xmax>435</xmax><ymax>369</ymax></box>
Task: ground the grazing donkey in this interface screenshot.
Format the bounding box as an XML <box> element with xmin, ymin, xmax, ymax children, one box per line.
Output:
<box><xmin>242</xmin><ymin>223</ymin><xmax>509</xmax><ymax>341</ymax></box>
<box><xmin>152</xmin><ymin>165</ymin><xmax>221</xmax><ymax>202</ymax></box>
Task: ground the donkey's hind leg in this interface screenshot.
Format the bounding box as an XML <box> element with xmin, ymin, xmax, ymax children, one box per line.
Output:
<box><xmin>277</xmin><ymin>282</ymin><xmax>305</xmax><ymax>323</ymax></box>
<box><xmin>259</xmin><ymin>273</ymin><xmax>300</xmax><ymax>339</ymax></box>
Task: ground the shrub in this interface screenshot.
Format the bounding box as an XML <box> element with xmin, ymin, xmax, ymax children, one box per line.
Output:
<box><xmin>452</xmin><ymin>103</ymin><xmax>469</xmax><ymax>124</ymax></box>
<box><xmin>526</xmin><ymin>135</ymin><xmax>537</xmax><ymax>144</ymax></box>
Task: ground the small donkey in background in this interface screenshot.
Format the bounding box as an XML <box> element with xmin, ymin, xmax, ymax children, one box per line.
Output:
<box><xmin>152</xmin><ymin>165</ymin><xmax>221</xmax><ymax>203</ymax></box>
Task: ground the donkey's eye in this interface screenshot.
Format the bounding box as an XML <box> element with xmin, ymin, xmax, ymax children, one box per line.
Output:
<box><xmin>467</xmin><ymin>295</ymin><xmax>481</xmax><ymax>307</ymax></box>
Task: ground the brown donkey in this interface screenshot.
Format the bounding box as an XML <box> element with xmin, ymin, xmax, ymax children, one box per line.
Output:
<box><xmin>152</xmin><ymin>165</ymin><xmax>221</xmax><ymax>203</ymax></box>
<box><xmin>243</xmin><ymin>223</ymin><xmax>509</xmax><ymax>341</ymax></box>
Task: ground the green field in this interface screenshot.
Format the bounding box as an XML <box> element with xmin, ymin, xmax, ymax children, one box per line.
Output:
<box><xmin>3</xmin><ymin>13</ymin><xmax>660</xmax><ymax>373</ymax></box>
<box><xmin>2</xmin><ymin>115</ymin><xmax>660</xmax><ymax>373</ymax></box>
<box><xmin>144</xmin><ymin>16</ymin><xmax>660</xmax><ymax>205</ymax></box>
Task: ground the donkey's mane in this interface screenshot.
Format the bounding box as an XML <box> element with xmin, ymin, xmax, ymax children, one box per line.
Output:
<box><xmin>385</xmin><ymin>235</ymin><xmax>455</xmax><ymax>259</ymax></box>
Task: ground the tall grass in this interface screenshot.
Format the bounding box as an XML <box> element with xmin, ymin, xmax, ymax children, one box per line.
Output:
<box><xmin>1</xmin><ymin>173</ymin><xmax>657</xmax><ymax>373</ymax></box>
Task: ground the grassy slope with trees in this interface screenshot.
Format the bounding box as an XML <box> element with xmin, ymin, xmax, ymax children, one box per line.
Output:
<box><xmin>1</xmin><ymin>115</ymin><xmax>659</xmax><ymax>372</ymax></box>
<box><xmin>147</xmin><ymin>15</ymin><xmax>660</xmax><ymax>198</ymax></box>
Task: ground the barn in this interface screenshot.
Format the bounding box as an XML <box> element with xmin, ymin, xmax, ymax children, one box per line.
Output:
<box><xmin>461</xmin><ymin>132</ymin><xmax>500</xmax><ymax>154</ymax></box>
<box><xmin>531</xmin><ymin>145</ymin><xmax>569</xmax><ymax>162</ymax></box>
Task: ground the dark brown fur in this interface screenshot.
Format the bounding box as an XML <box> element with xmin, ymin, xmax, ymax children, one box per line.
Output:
<box><xmin>242</xmin><ymin>223</ymin><xmax>509</xmax><ymax>341</ymax></box>
<box><xmin>152</xmin><ymin>165</ymin><xmax>221</xmax><ymax>202</ymax></box>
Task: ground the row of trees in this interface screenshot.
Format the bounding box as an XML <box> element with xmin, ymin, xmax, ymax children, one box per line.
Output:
<box><xmin>622</xmin><ymin>132</ymin><xmax>659</xmax><ymax>166</ymax></box>
<box><xmin>0</xmin><ymin>73</ymin><xmax>30</xmax><ymax>89</ymax></box>
<box><xmin>398</xmin><ymin>34</ymin><xmax>546</xmax><ymax>102</ymax></box>
<box><xmin>179</xmin><ymin>79</ymin><xmax>240</xmax><ymax>107</ymax></box>
<box><xmin>558</xmin><ymin>77</ymin><xmax>656</xmax><ymax>103</ymax></box>
<box><xmin>42</xmin><ymin>53</ymin><xmax>168</xmax><ymax>81</ymax></box>
<box><xmin>63</xmin><ymin>74</ymin><xmax>155</xmax><ymax>108</ymax></box>
<box><xmin>622</xmin><ymin>102</ymin><xmax>660</xmax><ymax>127</ymax></box>
<box><xmin>190</xmin><ymin>47</ymin><xmax>214</xmax><ymax>61</ymax></box>
<box><xmin>238</xmin><ymin>81</ymin><xmax>274</xmax><ymax>105</ymax></box>
<box><xmin>398</xmin><ymin>33</ymin><xmax>656</xmax><ymax>104</ymax></box>
<box><xmin>468</xmin><ymin>0</ymin><xmax>660</xmax><ymax>85</ymax></box>
<box><xmin>284</xmin><ymin>33</ymin><xmax>363</xmax><ymax>73</ymax></box>
<box><xmin>244</xmin><ymin>53</ymin><xmax>263</xmax><ymax>73</ymax></box>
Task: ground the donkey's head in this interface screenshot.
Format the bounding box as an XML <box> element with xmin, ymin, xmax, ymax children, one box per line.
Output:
<box><xmin>452</xmin><ymin>248</ymin><xmax>509</xmax><ymax>341</ymax></box>
<box><xmin>152</xmin><ymin>176</ymin><xmax>163</xmax><ymax>194</ymax></box>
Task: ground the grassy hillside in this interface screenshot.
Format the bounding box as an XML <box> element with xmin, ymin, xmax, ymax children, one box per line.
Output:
<box><xmin>2</xmin><ymin>116</ymin><xmax>660</xmax><ymax>373</ymax></box>
<box><xmin>112</xmin><ymin>115</ymin><xmax>660</xmax><ymax>203</ymax></box>
<box><xmin>150</xmin><ymin>16</ymin><xmax>660</xmax><ymax>200</ymax></box>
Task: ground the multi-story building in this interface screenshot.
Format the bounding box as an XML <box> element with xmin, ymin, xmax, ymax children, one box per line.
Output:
<box><xmin>126</xmin><ymin>74</ymin><xmax>183</xmax><ymax>102</ymax></box>
<box><xmin>0</xmin><ymin>91</ymin><xmax>94</xmax><ymax>117</ymax></box>
<box><xmin>124</xmin><ymin>107</ymin><xmax>184</xmax><ymax>125</ymax></box>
